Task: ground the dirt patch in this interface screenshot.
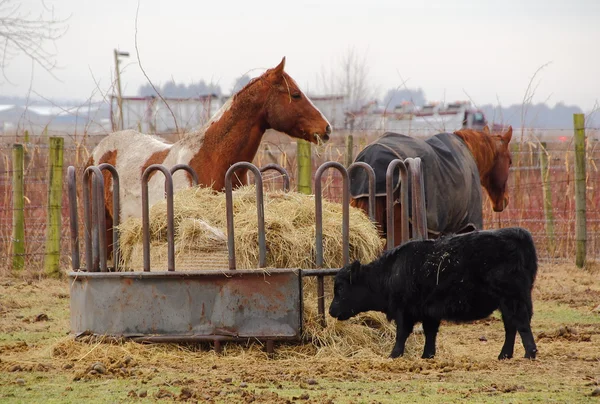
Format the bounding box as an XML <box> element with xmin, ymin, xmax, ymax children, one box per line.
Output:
<box><xmin>537</xmin><ymin>326</ymin><xmax>593</xmax><ymax>342</ymax></box>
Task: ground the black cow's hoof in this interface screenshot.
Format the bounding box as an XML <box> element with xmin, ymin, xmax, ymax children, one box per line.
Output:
<box><xmin>389</xmin><ymin>349</ymin><xmax>404</xmax><ymax>359</ymax></box>
<box><xmin>524</xmin><ymin>349</ymin><xmax>537</xmax><ymax>360</ymax></box>
<box><xmin>498</xmin><ymin>352</ymin><xmax>513</xmax><ymax>360</ymax></box>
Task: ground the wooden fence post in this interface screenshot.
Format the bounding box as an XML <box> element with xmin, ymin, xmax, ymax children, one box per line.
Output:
<box><xmin>344</xmin><ymin>135</ymin><xmax>354</xmax><ymax>167</ymax></box>
<box><xmin>573</xmin><ymin>114</ymin><xmax>586</xmax><ymax>268</ymax></box>
<box><xmin>297</xmin><ymin>139</ymin><xmax>312</xmax><ymax>195</ymax></box>
<box><xmin>538</xmin><ymin>142</ymin><xmax>555</xmax><ymax>256</ymax></box>
<box><xmin>44</xmin><ymin>137</ymin><xmax>64</xmax><ymax>277</ymax></box>
<box><xmin>12</xmin><ymin>144</ymin><xmax>25</xmax><ymax>271</ymax></box>
<box><xmin>510</xmin><ymin>142</ymin><xmax>523</xmax><ymax>225</ymax></box>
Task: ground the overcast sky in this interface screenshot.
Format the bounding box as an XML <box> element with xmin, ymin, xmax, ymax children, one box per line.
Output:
<box><xmin>2</xmin><ymin>0</ymin><xmax>599</xmax><ymax>110</ymax></box>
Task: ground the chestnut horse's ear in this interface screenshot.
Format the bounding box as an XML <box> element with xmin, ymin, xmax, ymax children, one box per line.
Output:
<box><xmin>482</xmin><ymin>125</ymin><xmax>490</xmax><ymax>135</ymax></box>
<box><xmin>272</xmin><ymin>57</ymin><xmax>286</xmax><ymax>75</ymax></box>
<box><xmin>503</xmin><ymin>125</ymin><xmax>513</xmax><ymax>144</ymax></box>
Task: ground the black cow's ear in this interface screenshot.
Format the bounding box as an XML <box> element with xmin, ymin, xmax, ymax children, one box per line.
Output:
<box><xmin>350</xmin><ymin>260</ymin><xmax>361</xmax><ymax>272</ymax></box>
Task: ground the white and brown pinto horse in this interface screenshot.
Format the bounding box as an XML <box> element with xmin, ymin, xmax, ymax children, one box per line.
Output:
<box><xmin>88</xmin><ymin>57</ymin><xmax>331</xmax><ymax>259</ymax></box>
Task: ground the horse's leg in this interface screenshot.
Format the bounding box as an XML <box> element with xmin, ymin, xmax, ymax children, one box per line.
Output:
<box><xmin>393</xmin><ymin>202</ymin><xmax>403</xmax><ymax>247</ymax></box>
<box><xmin>105</xmin><ymin>208</ymin><xmax>114</xmax><ymax>269</ymax></box>
<box><xmin>351</xmin><ymin>197</ymin><xmax>385</xmax><ymax>234</ymax></box>
<box><xmin>363</xmin><ymin>196</ymin><xmax>400</xmax><ymax>247</ymax></box>
<box><xmin>102</xmin><ymin>182</ymin><xmax>115</xmax><ymax>269</ymax></box>
<box><xmin>353</xmin><ymin>196</ymin><xmax>399</xmax><ymax>246</ymax></box>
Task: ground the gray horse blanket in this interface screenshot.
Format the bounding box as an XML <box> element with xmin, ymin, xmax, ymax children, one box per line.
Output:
<box><xmin>350</xmin><ymin>132</ymin><xmax>483</xmax><ymax>235</ymax></box>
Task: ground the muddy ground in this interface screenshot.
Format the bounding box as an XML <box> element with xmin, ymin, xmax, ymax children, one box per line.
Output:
<box><xmin>1</xmin><ymin>263</ymin><xmax>599</xmax><ymax>403</ymax></box>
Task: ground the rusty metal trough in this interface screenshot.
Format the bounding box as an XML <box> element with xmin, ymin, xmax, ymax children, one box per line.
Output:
<box><xmin>67</xmin><ymin>158</ymin><xmax>426</xmax><ymax>353</ymax></box>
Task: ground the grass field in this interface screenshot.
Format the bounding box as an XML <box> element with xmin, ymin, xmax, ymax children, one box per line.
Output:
<box><xmin>1</xmin><ymin>262</ymin><xmax>599</xmax><ymax>403</ymax></box>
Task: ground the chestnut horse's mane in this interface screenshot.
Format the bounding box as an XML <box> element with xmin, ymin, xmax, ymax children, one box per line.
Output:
<box><xmin>233</xmin><ymin>67</ymin><xmax>296</xmax><ymax>100</ymax></box>
<box><xmin>234</xmin><ymin>75</ymin><xmax>264</xmax><ymax>97</ymax></box>
<box><xmin>230</xmin><ymin>64</ymin><xmax>286</xmax><ymax>100</ymax></box>
<box><xmin>178</xmin><ymin>74</ymin><xmax>266</xmax><ymax>145</ymax></box>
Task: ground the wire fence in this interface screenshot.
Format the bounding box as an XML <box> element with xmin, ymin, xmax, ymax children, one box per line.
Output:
<box><xmin>1</xmin><ymin>127</ymin><xmax>599</xmax><ymax>274</ymax></box>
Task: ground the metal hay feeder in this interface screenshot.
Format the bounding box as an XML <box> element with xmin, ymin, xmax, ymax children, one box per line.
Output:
<box><xmin>67</xmin><ymin>158</ymin><xmax>426</xmax><ymax>353</ymax></box>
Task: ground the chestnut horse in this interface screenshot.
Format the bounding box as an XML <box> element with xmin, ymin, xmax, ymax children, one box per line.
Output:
<box><xmin>88</xmin><ymin>57</ymin><xmax>331</xmax><ymax>260</ymax></box>
<box><xmin>350</xmin><ymin>126</ymin><xmax>513</xmax><ymax>246</ymax></box>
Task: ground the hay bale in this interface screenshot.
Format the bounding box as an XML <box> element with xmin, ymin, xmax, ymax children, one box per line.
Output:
<box><xmin>118</xmin><ymin>185</ymin><xmax>384</xmax><ymax>271</ymax></box>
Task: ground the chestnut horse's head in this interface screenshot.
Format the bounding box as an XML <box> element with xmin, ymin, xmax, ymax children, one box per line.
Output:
<box><xmin>482</xmin><ymin>125</ymin><xmax>513</xmax><ymax>212</ymax></box>
<box><xmin>455</xmin><ymin>125</ymin><xmax>513</xmax><ymax>212</ymax></box>
<box><xmin>260</xmin><ymin>57</ymin><xmax>331</xmax><ymax>144</ymax></box>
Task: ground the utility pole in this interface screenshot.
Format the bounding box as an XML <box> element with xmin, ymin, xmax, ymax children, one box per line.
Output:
<box><xmin>114</xmin><ymin>49</ymin><xmax>129</xmax><ymax>130</ymax></box>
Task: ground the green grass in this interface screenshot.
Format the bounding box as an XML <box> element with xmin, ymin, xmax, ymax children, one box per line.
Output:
<box><xmin>533</xmin><ymin>301</ymin><xmax>600</xmax><ymax>326</ymax></box>
<box><xmin>0</xmin><ymin>372</ymin><xmax>142</xmax><ymax>403</ymax></box>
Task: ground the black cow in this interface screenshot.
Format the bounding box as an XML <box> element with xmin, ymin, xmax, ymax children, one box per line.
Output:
<box><xmin>328</xmin><ymin>227</ymin><xmax>538</xmax><ymax>360</ymax></box>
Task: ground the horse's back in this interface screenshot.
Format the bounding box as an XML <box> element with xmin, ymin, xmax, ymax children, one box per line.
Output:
<box><xmin>92</xmin><ymin>130</ymin><xmax>170</xmax><ymax>163</ymax></box>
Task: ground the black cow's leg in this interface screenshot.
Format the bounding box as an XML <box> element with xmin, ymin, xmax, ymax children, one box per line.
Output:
<box><xmin>499</xmin><ymin>299</ymin><xmax>537</xmax><ymax>359</ymax></box>
<box><xmin>498</xmin><ymin>311</ymin><xmax>517</xmax><ymax>360</ymax></box>
<box><xmin>517</xmin><ymin>326</ymin><xmax>537</xmax><ymax>359</ymax></box>
<box><xmin>390</xmin><ymin>311</ymin><xmax>414</xmax><ymax>358</ymax></box>
<box><xmin>515</xmin><ymin>297</ymin><xmax>537</xmax><ymax>359</ymax></box>
<box><xmin>421</xmin><ymin>317</ymin><xmax>441</xmax><ymax>359</ymax></box>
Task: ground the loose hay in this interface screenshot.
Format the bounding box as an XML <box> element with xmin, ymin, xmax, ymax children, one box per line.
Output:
<box><xmin>118</xmin><ymin>185</ymin><xmax>384</xmax><ymax>270</ymax></box>
<box><xmin>299</xmin><ymin>277</ymin><xmax>398</xmax><ymax>359</ymax></box>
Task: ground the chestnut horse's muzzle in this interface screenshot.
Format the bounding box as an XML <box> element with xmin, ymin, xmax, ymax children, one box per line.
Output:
<box><xmin>315</xmin><ymin>125</ymin><xmax>332</xmax><ymax>143</ymax></box>
<box><xmin>493</xmin><ymin>196</ymin><xmax>509</xmax><ymax>212</ymax></box>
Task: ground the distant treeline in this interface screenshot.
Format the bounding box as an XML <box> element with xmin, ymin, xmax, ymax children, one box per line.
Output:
<box><xmin>137</xmin><ymin>80</ymin><xmax>222</xmax><ymax>98</ymax></box>
<box><xmin>480</xmin><ymin>102</ymin><xmax>593</xmax><ymax>129</ymax></box>
<box><xmin>136</xmin><ymin>74</ymin><xmax>252</xmax><ymax>98</ymax></box>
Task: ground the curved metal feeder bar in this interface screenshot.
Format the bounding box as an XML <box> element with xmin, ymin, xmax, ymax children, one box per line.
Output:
<box><xmin>405</xmin><ymin>158</ymin><xmax>428</xmax><ymax>240</ymax></box>
<box><xmin>83</xmin><ymin>166</ymin><xmax>107</xmax><ymax>272</ymax></box>
<box><xmin>225</xmin><ymin>162</ymin><xmax>266</xmax><ymax>269</ymax></box>
<box><xmin>314</xmin><ymin>161</ymin><xmax>350</xmax><ymax>326</ymax></box>
<box><xmin>170</xmin><ymin>164</ymin><xmax>199</xmax><ymax>186</ymax></box>
<box><xmin>97</xmin><ymin>163</ymin><xmax>121</xmax><ymax>271</ymax></box>
<box><xmin>348</xmin><ymin>161</ymin><xmax>376</xmax><ymax>221</ymax></box>
<box><xmin>259</xmin><ymin>163</ymin><xmax>290</xmax><ymax>192</ymax></box>
<box><xmin>67</xmin><ymin>166</ymin><xmax>80</xmax><ymax>271</ymax></box>
<box><xmin>141</xmin><ymin>164</ymin><xmax>175</xmax><ymax>271</ymax></box>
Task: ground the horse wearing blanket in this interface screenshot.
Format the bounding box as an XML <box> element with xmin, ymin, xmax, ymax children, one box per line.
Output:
<box><xmin>329</xmin><ymin>227</ymin><xmax>538</xmax><ymax>360</ymax></box>
<box><xmin>350</xmin><ymin>127</ymin><xmax>513</xmax><ymax>244</ymax></box>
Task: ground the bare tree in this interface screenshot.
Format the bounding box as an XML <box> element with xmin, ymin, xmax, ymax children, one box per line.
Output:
<box><xmin>0</xmin><ymin>0</ymin><xmax>69</xmax><ymax>77</ymax></box>
<box><xmin>231</xmin><ymin>74</ymin><xmax>251</xmax><ymax>94</ymax></box>
<box><xmin>339</xmin><ymin>47</ymin><xmax>372</xmax><ymax>110</ymax></box>
<box><xmin>318</xmin><ymin>47</ymin><xmax>373</xmax><ymax>110</ymax></box>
